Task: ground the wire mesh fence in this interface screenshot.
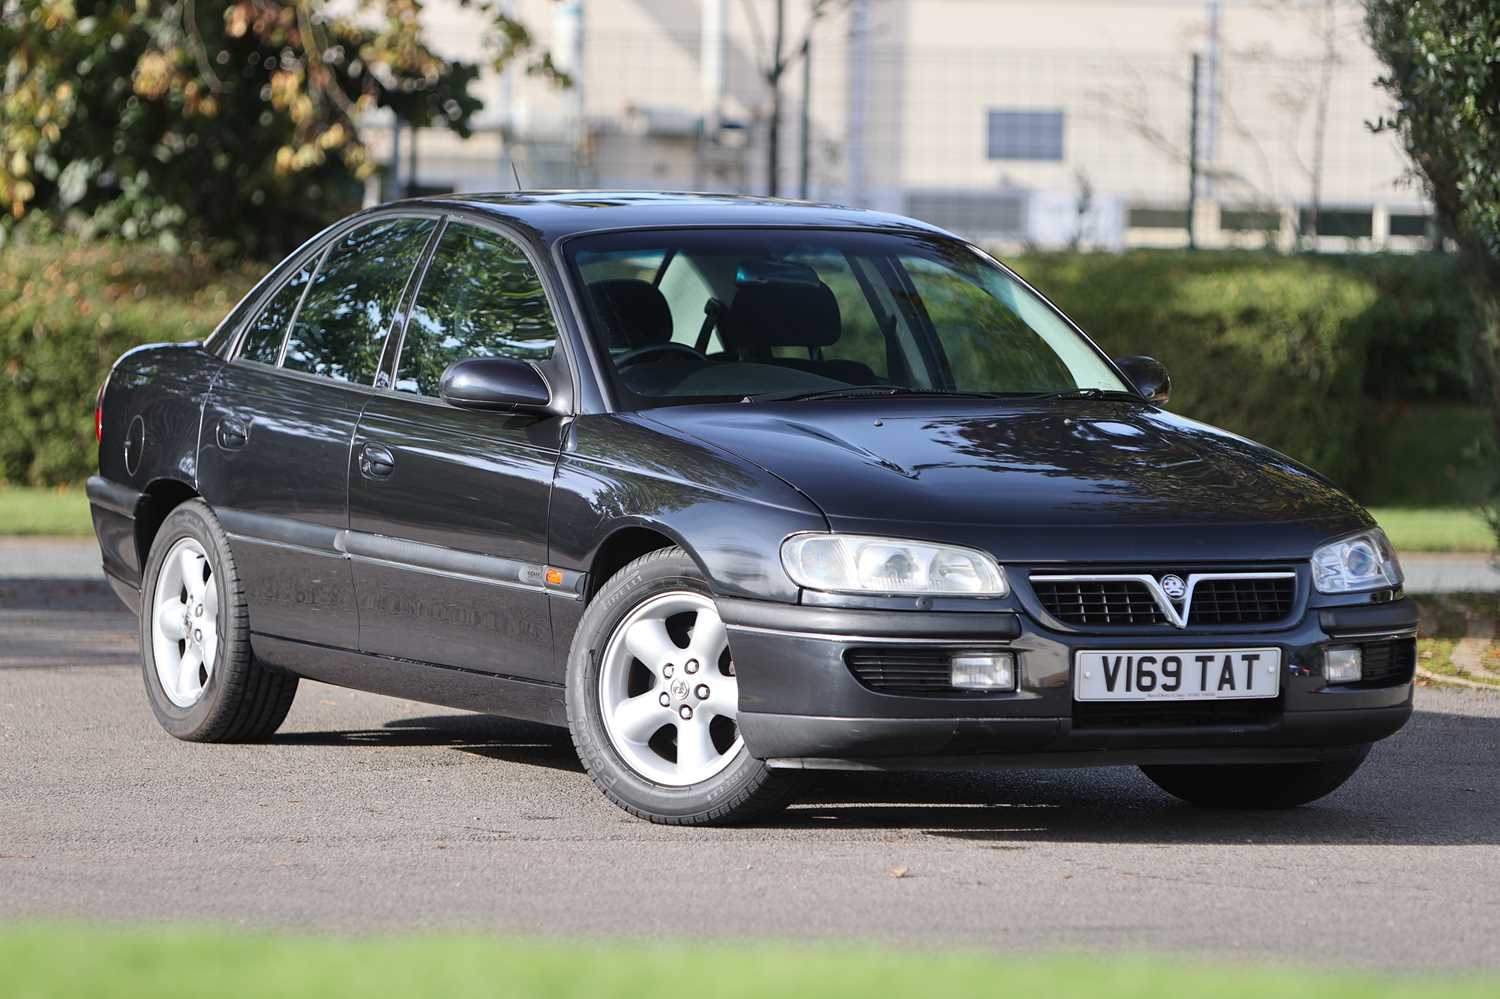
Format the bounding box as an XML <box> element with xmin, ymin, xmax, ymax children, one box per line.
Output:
<box><xmin>365</xmin><ymin>26</ymin><xmax>1429</xmax><ymax>251</ymax></box>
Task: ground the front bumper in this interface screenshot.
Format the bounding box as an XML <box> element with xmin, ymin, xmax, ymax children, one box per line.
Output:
<box><xmin>721</xmin><ymin>595</ymin><xmax>1417</xmax><ymax>768</ymax></box>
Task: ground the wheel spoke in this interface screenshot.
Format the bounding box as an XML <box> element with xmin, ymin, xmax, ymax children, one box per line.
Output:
<box><xmin>675</xmin><ymin>717</ymin><xmax>718</xmax><ymax>774</ymax></box>
<box><xmin>687</xmin><ymin>610</ymin><xmax>727</xmax><ymax>665</ymax></box>
<box><xmin>198</xmin><ymin>623</ymin><xmax>218</xmax><ymax>674</ymax></box>
<box><xmin>155</xmin><ymin>602</ymin><xmax>187</xmax><ymax>642</ymax></box>
<box><xmin>611</xmin><ymin>692</ymin><xmax>668</xmax><ymax>744</ymax></box>
<box><xmin>179</xmin><ymin>548</ymin><xmax>207</xmax><ymax>600</ymax></box>
<box><xmin>624</xmin><ymin>617</ymin><xmax>679</xmax><ymax>673</ymax></box>
<box><xmin>701</xmin><ymin>675</ymin><xmax>738</xmax><ymax>721</ymax></box>
<box><xmin>176</xmin><ymin>646</ymin><xmax>202</xmax><ymax>699</ymax></box>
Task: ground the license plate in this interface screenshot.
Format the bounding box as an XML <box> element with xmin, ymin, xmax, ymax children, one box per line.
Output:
<box><xmin>1074</xmin><ymin>648</ymin><xmax>1281</xmax><ymax>702</ymax></box>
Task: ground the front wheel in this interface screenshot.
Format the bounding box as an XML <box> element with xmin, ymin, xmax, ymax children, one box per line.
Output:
<box><xmin>566</xmin><ymin>548</ymin><xmax>798</xmax><ymax>825</ymax></box>
<box><xmin>1140</xmin><ymin>746</ymin><xmax>1371</xmax><ymax>809</ymax></box>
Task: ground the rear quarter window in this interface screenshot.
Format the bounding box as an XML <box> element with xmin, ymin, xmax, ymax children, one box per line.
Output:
<box><xmin>238</xmin><ymin>265</ymin><xmax>312</xmax><ymax>365</ymax></box>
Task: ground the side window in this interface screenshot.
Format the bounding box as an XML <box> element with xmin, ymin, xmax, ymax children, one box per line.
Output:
<box><xmin>283</xmin><ymin>217</ymin><xmax>435</xmax><ymax>384</ymax></box>
<box><xmin>396</xmin><ymin>222</ymin><xmax>558</xmax><ymax>396</ymax></box>
<box><xmin>238</xmin><ymin>264</ymin><xmax>311</xmax><ymax>364</ymax></box>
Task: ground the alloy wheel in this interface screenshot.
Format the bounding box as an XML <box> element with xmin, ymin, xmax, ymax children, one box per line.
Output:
<box><xmin>598</xmin><ymin>590</ymin><xmax>742</xmax><ymax>786</ymax></box>
<box><xmin>150</xmin><ymin>537</ymin><xmax>220</xmax><ymax>708</ymax></box>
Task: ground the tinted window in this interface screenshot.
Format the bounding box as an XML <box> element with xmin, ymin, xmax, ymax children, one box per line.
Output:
<box><xmin>567</xmin><ymin>229</ymin><xmax>1127</xmax><ymax>406</ymax></box>
<box><xmin>396</xmin><ymin>223</ymin><xmax>557</xmax><ymax>396</ymax></box>
<box><xmin>284</xmin><ymin>217</ymin><xmax>435</xmax><ymax>384</ymax></box>
<box><xmin>239</xmin><ymin>265</ymin><xmax>311</xmax><ymax>364</ymax></box>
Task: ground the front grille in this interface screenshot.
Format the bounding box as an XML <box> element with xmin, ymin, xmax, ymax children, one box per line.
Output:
<box><xmin>1032</xmin><ymin>580</ymin><xmax>1167</xmax><ymax>626</ymax></box>
<box><xmin>1073</xmin><ymin>697</ymin><xmax>1280</xmax><ymax>730</ymax></box>
<box><xmin>1032</xmin><ymin>573</ymin><xmax>1297</xmax><ymax>628</ymax></box>
<box><xmin>845</xmin><ymin>647</ymin><xmax>1000</xmax><ymax>695</ymax></box>
<box><xmin>1355</xmin><ymin>638</ymin><xmax>1416</xmax><ymax>687</ymax></box>
<box><xmin>1188</xmin><ymin>578</ymin><xmax>1296</xmax><ymax>625</ymax></box>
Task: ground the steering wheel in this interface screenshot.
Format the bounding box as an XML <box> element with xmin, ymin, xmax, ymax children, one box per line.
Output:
<box><xmin>615</xmin><ymin>342</ymin><xmax>708</xmax><ymax>369</ymax></box>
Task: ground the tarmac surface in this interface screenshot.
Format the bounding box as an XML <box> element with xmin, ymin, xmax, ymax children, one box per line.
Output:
<box><xmin>2</xmin><ymin>575</ymin><xmax>1498</xmax><ymax>969</ymax></box>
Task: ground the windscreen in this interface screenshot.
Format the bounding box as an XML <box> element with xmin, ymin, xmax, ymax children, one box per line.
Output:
<box><xmin>566</xmin><ymin>228</ymin><xmax>1128</xmax><ymax>407</ymax></box>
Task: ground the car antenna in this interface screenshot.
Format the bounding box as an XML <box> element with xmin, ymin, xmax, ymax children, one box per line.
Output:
<box><xmin>510</xmin><ymin>159</ymin><xmax>524</xmax><ymax>193</ymax></box>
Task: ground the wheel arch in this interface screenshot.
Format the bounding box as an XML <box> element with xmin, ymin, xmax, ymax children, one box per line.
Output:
<box><xmin>136</xmin><ymin>477</ymin><xmax>202</xmax><ymax>569</ymax></box>
<box><xmin>585</xmin><ymin>522</ymin><xmax>699</xmax><ymax>602</ymax></box>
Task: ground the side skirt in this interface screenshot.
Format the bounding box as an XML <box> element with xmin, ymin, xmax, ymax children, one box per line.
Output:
<box><xmin>251</xmin><ymin>633</ymin><xmax>567</xmax><ymax>727</ymax></box>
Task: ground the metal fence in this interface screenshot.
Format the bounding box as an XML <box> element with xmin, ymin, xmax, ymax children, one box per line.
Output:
<box><xmin>364</xmin><ymin>28</ymin><xmax>1430</xmax><ymax>251</ymax></box>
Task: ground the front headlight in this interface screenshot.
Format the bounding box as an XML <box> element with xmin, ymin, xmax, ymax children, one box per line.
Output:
<box><xmin>781</xmin><ymin>534</ymin><xmax>1008</xmax><ymax>596</ymax></box>
<box><xmin>1311</xmin><ymin>528</ymin><xmax>1403</xmax><ymax>594</ymax></box>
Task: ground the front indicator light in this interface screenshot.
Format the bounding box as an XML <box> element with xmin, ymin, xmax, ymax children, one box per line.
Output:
<box><xmin>951</xmin><ymin>652</ymin><xmax>1017</xmax><ymax>691</ymax></box>
<box><xmin>1324</xmin><ymin>647</ymin><xmax>1363</xmax><ymax>685</ymax></box>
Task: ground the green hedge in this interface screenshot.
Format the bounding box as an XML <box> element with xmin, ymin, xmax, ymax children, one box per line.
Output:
<box><xmin>1010</xmin><ymin>250</ymin><xmax>1491</xmax><ymax>499</ymax></box>
<box><xmin>0</xmin><ymin>242</ymin><xmax>260</xmax><ymax>485</ymax></box>
<box><xmin>1</xmin><ymin>241</ymin><xmax>1490</xmax><ymax>504</ymax></box>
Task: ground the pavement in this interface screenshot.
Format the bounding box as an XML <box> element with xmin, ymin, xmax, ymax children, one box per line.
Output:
<box><xmin>2</xmin><ymin>560</ymin><xmax>1500</xmax><ymax>970</ymax></box>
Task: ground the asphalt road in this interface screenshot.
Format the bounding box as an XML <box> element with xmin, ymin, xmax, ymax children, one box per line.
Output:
<box><xmin>3</xmin><ymin>581</ymin><xmax>1499</xmax><ymax>970</ymax></box>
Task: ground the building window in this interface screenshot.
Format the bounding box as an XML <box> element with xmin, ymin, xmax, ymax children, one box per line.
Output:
<box><xmin>986</xmin><ymin>109</ymin><xmax>1064</xmax><ymax>161</ymax></box>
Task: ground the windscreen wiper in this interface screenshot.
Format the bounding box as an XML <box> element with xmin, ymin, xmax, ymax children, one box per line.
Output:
<box><xmin>742</xmin><ymin>386</ymin><xmax>1009</xmax><ymax>404</ymax></box>
<box><xmin>1017</xmin><ymin>387</ymin><xmax>1145</xmax><ymax>402</ymax></box>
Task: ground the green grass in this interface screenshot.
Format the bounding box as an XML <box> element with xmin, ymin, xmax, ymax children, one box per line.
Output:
<box><xmin>0</xmin><ymin>485</ymin><xmax>91</xmax><ymax>536</ymax></box>
<box><xmin>1368</xmin><ymin>507</ymin><xmax>1497</xmax><ymax>553</ymax></box>
<box><xmin>1</xmin><ymin>926</ymin><xmax>1495</xmax><ymax>999</ymax></box>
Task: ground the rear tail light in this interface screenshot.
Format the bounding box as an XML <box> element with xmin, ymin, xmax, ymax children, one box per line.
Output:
<box><xmin>95</xmin><ymin>379</ymin><xmax>107</xmax><ymax>444</ymax></box>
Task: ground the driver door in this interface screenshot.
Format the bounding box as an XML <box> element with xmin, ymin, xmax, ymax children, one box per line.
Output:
<box><xmin>347</xmin><ymin>218</ymin><xmax>568</xmax><ymax>682</ymax></box>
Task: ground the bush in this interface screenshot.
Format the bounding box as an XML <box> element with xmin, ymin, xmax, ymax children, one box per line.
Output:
<box><xmin>2</xmin><ymin>242</ymin><xmax>1488</xmax><ymax>505</ymax></box>
<box><xmin>1010</xmin><ymin>250</ymin><xmax>1489</xmax><ymax>499</ymax></box>
<box><xmin>0</xmin><ymin>241</ymin><xmax>260</xmax><ymax>485</ymax></box>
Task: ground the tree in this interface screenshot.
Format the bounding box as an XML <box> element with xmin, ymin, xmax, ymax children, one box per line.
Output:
<box><xmin>1367</xmin><ymin>0</ymin><xmax>1500</xmax><ymax>538</ymax></box>
<box><xmin>0</xmin><ymin>0</ymin><xmax>559</xmax><ymax>257</ymax></box>
<box><xmin>741</xmin><ymin>0</ymin><xmax>846</xmax><ymax>197</ymax></box>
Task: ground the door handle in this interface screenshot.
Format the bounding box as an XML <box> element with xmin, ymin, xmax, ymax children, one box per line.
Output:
<box><xmin>217</xmin><ymin>418</ymin><xmax>249</xmax><ymax>451</ymax></box>
<box><xmin>358</xmin><ymin>443</ymin><xmax>396</xmax><ymax>479</ymax></box>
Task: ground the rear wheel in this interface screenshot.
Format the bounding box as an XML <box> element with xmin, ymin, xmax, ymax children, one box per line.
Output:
<box><xmin>140</xmin><ymin>500</ymin><xmax>298</xmax><ymax>742</ymax></box>
<box><xmin>1140</xmin><ymin>747</ymin><xmax>1371</xmax><ymax>809</ymax></box>
<box><xmin>566</xmin><ymin>548</ymin><xmax>798</xmax><ymax>825</ymax></box>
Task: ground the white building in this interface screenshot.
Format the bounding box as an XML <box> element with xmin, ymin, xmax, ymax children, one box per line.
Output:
<box><xmin>369</xmin><ymin>0</ymin><xmax>1427</xmax><ymax>250</ymax></box>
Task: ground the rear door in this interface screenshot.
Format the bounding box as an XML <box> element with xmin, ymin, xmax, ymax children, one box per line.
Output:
<box><xmin>347</xmin><ymin>218</ymin><xmax>568</xmax><ymax>681</ymax></box>
<box><xmin>199</xmin><ymin>214</ymin><xmax>436</xmax><ymax>648</ymax></box>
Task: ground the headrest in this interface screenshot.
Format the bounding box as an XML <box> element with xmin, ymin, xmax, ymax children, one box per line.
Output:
<box><xmin>589</xmin><ymin>279</ymin><xmax>673</xmax><ymax>348</ymax></box>
<box><xmin>720</xmin><ymin>280</ymin><xmax>842</xmax><ymax>351</ymax></box>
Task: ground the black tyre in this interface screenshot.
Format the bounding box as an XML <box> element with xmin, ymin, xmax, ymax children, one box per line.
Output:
<box><xmin>139</xmin><ymin>499</ymin><xmax>298</xmax><ymax>742</ymax></box>
<box><xmin>1140</xmin><ymin>746</ymin><xmax>1371</xmax><ymax>809</ymax></box>
<box><xmin>566</xmin><ymin>547</ymin><xmax>799</xmax><ymax>825</ymax></box>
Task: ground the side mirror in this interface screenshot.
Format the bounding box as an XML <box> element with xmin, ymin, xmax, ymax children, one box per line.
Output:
<box><xmin>439</xmin><ymin>357</ymin><xmax>552</xmax><ymax>411</ymax></box>
<box><xmin>1112</xmin><ymin>355</ymin><xmax>1171</xmax><ymax>405</ymax></box>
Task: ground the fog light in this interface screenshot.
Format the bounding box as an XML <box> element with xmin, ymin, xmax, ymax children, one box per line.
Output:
<box><xmin>951</xmin><ymin>652</ymin><xmax>1016</xmax><ymax>691</ymax></box>
<box><xmin>1324</xmin><ymin>646</ymin><xmax>1363</xmax><ymax>685</ymax></box>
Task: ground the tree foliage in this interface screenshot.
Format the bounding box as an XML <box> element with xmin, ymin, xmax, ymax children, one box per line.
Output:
<box><xmin>1367</xmin><ymin>0</ymin><xmax>1500</xmax><ymax>533</ymax></box>
<box><xmin>1368</xmin><ymin>0</ymin><xmax>1500</xmax><ymax>278</ymax></box>
<box><xmin>0</xmin><ymin>0</ymin><xmax>558</xmax><ymax>257</ymax></box>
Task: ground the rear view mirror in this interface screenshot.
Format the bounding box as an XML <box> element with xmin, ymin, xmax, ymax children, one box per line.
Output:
<box><xmin>439</xmin><ymin>357</ymin><xmax>552</xmax><ymax>411</ymax></box>
<box><xmin>1112</xmin><ymin>355</ymin><xmax>1171</xmax><ymax>405</ymax></box>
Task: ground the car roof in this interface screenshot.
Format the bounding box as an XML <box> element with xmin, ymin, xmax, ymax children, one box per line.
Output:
<box><xmin>380</xmin><ymin>190</ymin><xmax>954</xmax><ymax>246</ymax></box>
